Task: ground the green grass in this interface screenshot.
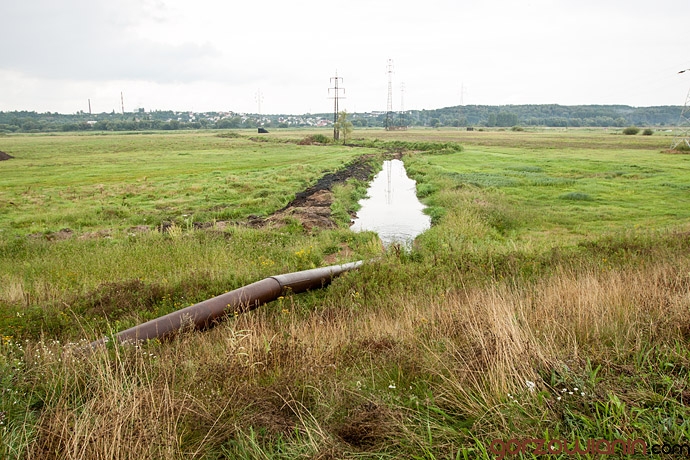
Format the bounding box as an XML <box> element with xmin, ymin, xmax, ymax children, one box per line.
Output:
<box><xmin>404</xmin><ymin>138</ymin><xmax>690</xmax><ymax>248</ymax></box>
<box><xmin>2</xmin><ymin>128</ymin><xmax>690</xmax><ymax>459</ymax></box>
<box><xmin>0</xmin><ymin>131</ymin><xmax>367</xmax><ymax>236</ymax></box>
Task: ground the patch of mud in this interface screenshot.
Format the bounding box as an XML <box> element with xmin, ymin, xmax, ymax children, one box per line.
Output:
<box><xmin>336</xmin><ymin>402</ymin><xmax>398</xmax><ymax>449</ymax></box>
<box><xmin>127</xmin><ymin>225</ymin><xmax>151</xmax><ymax>234</ymax></box>
<box><xmin>79</xmin><ymin>229</ymin><xmax>112</xmax><ymax>240</ymax></box>
<box><xmin>323</xmin><ymin>242</ymin><xmax>354</xmax><ymax>265</ymax></box>
<box><xmin>28</xmin><ymin>228</ymin><xmax>74</xmax><ymax>241</ymax></box>
<box><xmin>0</xmin><ymin>151</ymin><xmax>14</xmax><ymax>161</ymax></box>
<box><xmin>267</xmin><ymin>189</ymin><xmax>336</xmax><ymax>230</ymax></box>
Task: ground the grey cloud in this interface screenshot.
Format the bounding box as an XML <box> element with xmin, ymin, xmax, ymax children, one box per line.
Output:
<box><xmin>0</xmin><ymin>0</ymin><xmax>239</xmax><ymax>83</ymax></box>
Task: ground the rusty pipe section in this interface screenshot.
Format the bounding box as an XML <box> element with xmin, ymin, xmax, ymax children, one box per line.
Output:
<box><xmin>90</xmin><ymin>260</ymin><xmax>363</xmax><ymax>348</ymax></box>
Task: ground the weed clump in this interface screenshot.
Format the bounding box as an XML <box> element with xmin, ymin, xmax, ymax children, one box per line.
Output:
<box><xmin>559</xmin><ymin>191</ymin><xmax>594</xmax><ymax>201</ymax></box>
<box><xmin>672</xmin><ymin>142</ymin><xmax>690</xmax><ymax>153</ymax></box>
<box><xmin>215</xmin><ymin>131</ymin><xmax>242</xmax><ymax>138</ymax></box>
<box><xmin>349</xmin><ymin>138</ymin><xmax>463</xmax><ymax>154</ymax></box>
<box><xmin>298</xmin><ymin>134</ymin><xmax>333</xmax><ymax>145</ymax></box>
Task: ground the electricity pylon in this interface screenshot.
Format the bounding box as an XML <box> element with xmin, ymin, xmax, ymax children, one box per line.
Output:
<box><xmin>672</xmin><ymin>69</ymin><xmax>690</xmax><ymax>150</ymax></box>
<box><xmin>329</xmin><ymin>72</ymin><xmax>345</xmax><ymax>140</ymax></box>
<box><xmin>385</xmin><ymin>59</ymin><xmax>394</xmax><ymax>131</ymax></box>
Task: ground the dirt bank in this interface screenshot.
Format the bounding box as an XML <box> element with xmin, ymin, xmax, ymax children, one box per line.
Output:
<box><xmin>258</xmin><ymin>155</ymin><xmax>375</xmax><ymax>230</ymax></box>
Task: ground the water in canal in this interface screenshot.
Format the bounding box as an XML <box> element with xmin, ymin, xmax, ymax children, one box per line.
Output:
<box><xmin>350</xmin><ymin>159</ymin><xmax>431</xmax><ymax>247</ymax></box>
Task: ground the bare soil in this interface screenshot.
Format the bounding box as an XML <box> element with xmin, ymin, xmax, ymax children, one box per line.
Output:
<box><xmin>0</xmin><ymin>151</ymin><xmax>14</xmax><ymax>161</ymax></box>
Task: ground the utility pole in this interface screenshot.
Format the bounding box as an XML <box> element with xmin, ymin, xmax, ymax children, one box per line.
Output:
<box><xmin>672</xmin><ymin>69</ymin><xmax>690</xmax><ymax>150</ymax></box>
<box><xmin>120</xmin><ymin>92</ymin><xmax>125</xmax><ymax>115</ymax></box>
<box><xmin>329</xmin><ymin>72</ymin><xmax>345</xmax><ymax>140</ymax></box>
<box><xmin>385</xmin><ymin>59</ymin><xmax>394</xmax><ymax>131</ymax></box>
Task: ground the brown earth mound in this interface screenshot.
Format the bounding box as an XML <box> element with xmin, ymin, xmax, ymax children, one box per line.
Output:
<box><xmin>260</xmin><ymin>155</ymin><xmax>375</xmax><ymax>230</ymax></box>
<box><xmin>0</xmin><ymin>151</ymin><xmax>14</xmax><ymax>161</ymax></box>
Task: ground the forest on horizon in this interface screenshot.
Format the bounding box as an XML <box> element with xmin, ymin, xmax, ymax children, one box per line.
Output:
<box><xmin>0</xmin><ymin>104</ymin><xmax>683</xmax><ymax>133</ymax></box>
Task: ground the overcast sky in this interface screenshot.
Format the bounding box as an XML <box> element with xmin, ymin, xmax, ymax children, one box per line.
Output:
<box><xmin>1</xmin><ymin>0</ymin><xmax>690</xmax><ymax>115</ymax></box>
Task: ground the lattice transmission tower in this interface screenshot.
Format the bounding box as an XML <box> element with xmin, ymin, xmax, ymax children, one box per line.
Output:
<box><xmin>398</xmin><ymin>82</ymin><xmax>407</xmax><ymax>129</ymax></box>
<box><xmin>385</xmin><ymin>59</ymin><xmax>394</xmax><ymax>131</ymax></box>
<box><xmin>672</xmin><ymin>69</ymin><xmax>690</xmax><ymax>150</ymax></box>
<box><xmin>329</xmin><ymin>72</ymin><xmax>345</xmax><ymax>140</ymax></box>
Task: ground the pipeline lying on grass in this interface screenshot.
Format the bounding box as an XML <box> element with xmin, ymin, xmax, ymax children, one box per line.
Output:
<box><xmin>89</xmin><ymin>260</ymin><xmax>363</xmax><ymax>348</ymax></box>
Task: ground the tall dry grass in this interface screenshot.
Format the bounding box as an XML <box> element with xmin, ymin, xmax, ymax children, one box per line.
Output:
<box><xmin>11</xmin><ymin>252</ymin><xmax>688</xmax><ymax>458</ymax></box>
<box><xmin>423</xmin><ymin>261</ymin><xmax>690</xmax><ymax>437</ymax></box>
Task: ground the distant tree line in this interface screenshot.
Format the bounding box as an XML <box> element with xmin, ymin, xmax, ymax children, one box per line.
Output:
<box><xmin>401</xmin><ymin>104</ymin><xmax>683</xmax><ymax>128</ymax></box>
<box><xmin>0</xmin><ymin>104</ymin><xmax>683</xmax><ymax>133</ymax></box>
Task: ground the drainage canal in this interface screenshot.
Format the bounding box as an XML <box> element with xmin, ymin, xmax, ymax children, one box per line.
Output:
<box><xmin>351</xmin><ymin>159</ymin><xmax>431</xmax><ymax>247</ymax></box>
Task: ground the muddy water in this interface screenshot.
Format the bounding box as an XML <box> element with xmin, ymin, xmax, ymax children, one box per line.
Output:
<box><xmin>351</xmin><ymin>159</ymin><xmax>431</xmax><ymax>247</ymax></box>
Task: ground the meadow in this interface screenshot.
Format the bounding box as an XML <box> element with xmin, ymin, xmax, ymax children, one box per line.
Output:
<box><xmin>1</xmin><ymin>128</ymin><xmax>689</xmax><ymax>458</ymax></box>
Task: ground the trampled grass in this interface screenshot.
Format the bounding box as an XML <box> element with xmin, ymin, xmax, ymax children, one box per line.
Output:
<box><xmin>1</xmin><ymin>128</ymin><xmax>690</xmax><ymax>459</ymax></box>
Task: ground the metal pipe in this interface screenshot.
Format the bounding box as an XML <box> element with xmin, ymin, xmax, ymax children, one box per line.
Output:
<box><xmin>89</xmin><ymin>260</ymin><xmax>363</xmax><ymax>348</ymax></box>
<box><xmin>272</xmin><ymin>260</ymin><xmax>362</xmax><ymax>293</ymax></box>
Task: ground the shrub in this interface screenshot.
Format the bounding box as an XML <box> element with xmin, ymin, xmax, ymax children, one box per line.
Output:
<box><xmin>623</xmin><ymin>126</ymin><xmax>640</xmax><ymax>135</ymax></box>
<box><xmin>642</xmin><ymin>128</ymin><xmax>654</xmax><ymax>136</ymax></box>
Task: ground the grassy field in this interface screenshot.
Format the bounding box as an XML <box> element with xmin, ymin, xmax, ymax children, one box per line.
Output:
<box><xmin>0</xmin><ymin>131</ymin><xmax>367</xmax><ymax>235</ymax></box>
<box><xmin>1</xmin><ymin>128</ymin><xmax>690</xmax><ymax>458</ymax></box>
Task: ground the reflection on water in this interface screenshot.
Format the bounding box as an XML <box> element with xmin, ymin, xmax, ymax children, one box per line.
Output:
<box><xmin>350</xmin><ymin>159</ymin><xmax>431</xmax><ymax>247</ymax></box>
